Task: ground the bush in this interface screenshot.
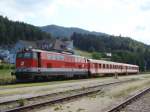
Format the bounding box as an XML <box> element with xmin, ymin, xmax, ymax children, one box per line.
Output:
<box><xmin>0</xmin><ymin>77</ymin><xmax>16</xmax><ymax>85</ymax></box>
<box><xmin>92</xmin><ymin>52</ymin><xmax>102</xmax><ymax>59</ymax></box>
<box><xmin>0</xmin><ymin>63</ymin><xmax>15</xmax><ymax>70</ymax></box>
<box><xmin>17</xmin><ymin>99</ymin><xmax>26</xmax><ymax>106</ymax></box>
<box><xmin>0</xmin><ymin>65</ymin><xmax>4</xmax><ymax>69</ymax></box>
<box><xmin>0</xmin><ymin>69</ymin><xmax>16</xmax><ymax>85</ymax></box>
<box><xmin>10</xmin><ymin>65</ymin><xmax>15</xmax><ymax>69</ymax></box>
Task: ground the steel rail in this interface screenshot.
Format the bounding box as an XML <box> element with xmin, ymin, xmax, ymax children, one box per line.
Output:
<box><xmin>1</xmin><ymin>79</ymin><xmax>136</xmax><ymax>105</ymax></box>
<box><xmin>106</xmin><ymin>87</ymin><xmax>150</xmax><ymax>112</ymax></box>
<box><xmin>2</xmin><ymin>79</ymin><xmax>137</xmax><ymax>112</ymax></box>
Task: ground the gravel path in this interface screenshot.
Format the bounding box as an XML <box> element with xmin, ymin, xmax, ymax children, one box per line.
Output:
<box><xmin>121</xmin><ymin>91</ymin><xmax>150</xmax><ymax>112</ymax></box>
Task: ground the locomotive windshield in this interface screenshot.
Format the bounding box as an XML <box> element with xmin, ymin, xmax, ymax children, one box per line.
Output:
<box><xmin>17</xmin><ymin>52</ymin><xmax>37</xmax><ymax>59</ymax></box>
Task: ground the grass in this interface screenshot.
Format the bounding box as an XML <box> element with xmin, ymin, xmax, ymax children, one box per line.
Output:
<box><xmin>76</xmin><ymin>108</ymin><xmax>85</xmax><ymax>112</ymax></box>
<box><xmin>0</xmin><ymin>69</ymin><xmax>15</xmax><ymax>85</ymax></box>
<box><xmin>0</xmin><ymin>89</ymin><xmax>28</xmax><ymax>96</ymax></box>
<box><xmin>0</xmin><ymin>63</ymin><xmax>15</xmax><ymax>85</ymax></box>
<box><xmin>0</xmin><ymin>75</ymin><xmax>110</xmax><ymax>90</ymax></box>
<box><xmin>108</xmin><ymin>79</ymin><xmax>150</xmax><ymax>98</ymax></box>
<box><xmin>17</xmin><ymin>98</ymin><xmax>26</xmax><ymax>106</ymax></box>
<box><xmin>75</xmin><ymin>49</ymin><xmax>92</xmax><ymax>58</ymax></box>
<box><xmin>53</xmin><ymin>104</ymin><xmax>63</xmax><ymax>111</ymax></box>
<box><xmin>0</xmin><ymin>69</ymin><xmax>12</xmax><ymax>78</ymax></box>
<box><xmin>0</xmin><ymin>78</ymin><xmax>87</xmax><ymax>89</ymax></box>
<box><xmin>0</xmin><ymin>63</ymin><xmax>15</xmax><ymax>69</ymax></box>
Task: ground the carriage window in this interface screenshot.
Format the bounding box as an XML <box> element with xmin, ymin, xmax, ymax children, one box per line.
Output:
<box><xmin>48</xmin><ymin>55</ymin><xmax>51</xmax><ymax>60</ymax></box>
<box><xmin>47</xmin><ymin>54</ymin><xmax>64</xmax><ymax>60</ymax></box>
<box><xmin>55</xmin><ymin>55</ymin><xmax>58</xmax><ymax>60</ymax></box>
<box><xmin>57</xmin><ymin>55</ymin><xmax>60</xmax><ymax>60</ymax></box>
<box><xmin>33</xmin><ymin>53</ymin><xmax>38</xmax><ymax>59</ymax></box>
<box><xmin>54</xmin><ymin>55</ymin><xmax>57</xmax><ymax>60</ymax></box>
<box><xmin>52</xmin><ymin>55</ymin><xmax>55</xmax><ymax>60</ymax></box>
<box><xmin>99</xmin><ymin>64</ymin><xmax>101</xmax><ymax>68</ymax></box>
<box><xmin>103</xmin><ymin>64</ymin><xmax>105</xmax><ymax>69</ymax></box>
<box><xmin>60</xmin><ymin>56</ymin><xmax>64</xmax><ymax>60</ymax></box>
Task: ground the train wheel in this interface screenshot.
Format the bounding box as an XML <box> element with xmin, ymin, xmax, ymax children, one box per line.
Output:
<box><xmin>88</xmin><ymin>71</ymin><xmax>92</xmax><ymax>78</ymax></box>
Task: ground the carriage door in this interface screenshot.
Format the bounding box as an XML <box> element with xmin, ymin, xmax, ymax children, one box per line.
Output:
<box><xmin>87</xmin><ymin>59</ymin><xmax>91</xmax><ymax>75</ymax></box>
<box><xmin>95</xmin><ymin>63</ymin><xmax>98</xmax><ymax>73</ymax></box>
<box><xmin>37</xmin><ymin>52</ymin><xmax>41</xmax><ymax>68</ymax></box>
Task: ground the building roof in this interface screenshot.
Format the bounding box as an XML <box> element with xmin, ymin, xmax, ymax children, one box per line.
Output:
<box><xmin>18</xmin><ymin>40</ymin><xmax>38</xmax><ymax>49</ymax></box>
<box><xmin>14</xmin><ymin>39</ymin><xmax>74</xmax><ymax>54</ymax></box>
<box><xmin>53</xmin><ymin>39</ymin><xmax>73</xmax><ymax>52</ymax></box>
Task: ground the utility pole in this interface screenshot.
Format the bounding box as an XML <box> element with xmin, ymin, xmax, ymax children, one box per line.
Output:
<box><xmin>144</xmin><ymin>60</ymin><xmax>147</xmax><ymax>72</ymax></box>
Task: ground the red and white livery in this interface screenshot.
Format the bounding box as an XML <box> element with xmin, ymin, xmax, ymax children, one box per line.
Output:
<box><xmin>13</xmin><ymin>49</ymin><xmax>139</xmax><ymax>80</ymax></box>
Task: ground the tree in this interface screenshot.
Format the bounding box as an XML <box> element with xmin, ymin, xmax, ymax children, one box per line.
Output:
<box><xmin>92</xmin><ymin>52</ymin><xmax>102</xmax><ymax>59</ymax></box>
<box><xmin>0</xmin><ymin>16</ymin><xmax>52</xmax><ymax>45</ymax></box>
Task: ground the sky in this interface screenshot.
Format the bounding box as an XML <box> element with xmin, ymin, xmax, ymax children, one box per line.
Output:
<box><xmin>0</xmin><ymin>0</ymin><xmax>150</xmax><ymax>44</ymax></box>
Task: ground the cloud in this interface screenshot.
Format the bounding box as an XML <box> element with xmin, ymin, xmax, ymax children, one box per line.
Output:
<box><xmin>140</xmin><ymin>1</ymin><xmax>150</xmax><ymax>11</ymax></box>
<box><xmin>0</xmin><ymin>0</ymin><xmax>57</xmax><ymax>24</ymax></box>
<box><xmin>136</xmin><ymin>26</ymin><xmax>146</xmax><ymax>31</ymax></box>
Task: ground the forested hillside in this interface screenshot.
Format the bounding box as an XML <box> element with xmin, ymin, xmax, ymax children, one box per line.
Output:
<box><xmin>0</xmin><ymin>16</ymin><xmax>52</xmax><ymax>46</ymax></box>
<box><xmin>71</xmin><ymin>33</ymin><xmax>150</xmax><ymax>71</ymax></box>
<box><xmin>40</xmin><ymin>25</ymin><xmax>107</xmax><ymax>38</ymax></box>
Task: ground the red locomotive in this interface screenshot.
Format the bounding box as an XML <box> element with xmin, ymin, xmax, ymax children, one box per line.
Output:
<box><xmin>13</xmin><ymin>49</ymin><xmax>139</xmax><ymax>80</ymax></box>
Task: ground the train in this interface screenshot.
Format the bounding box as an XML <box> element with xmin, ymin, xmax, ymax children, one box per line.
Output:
<box><xmin>12</xmin><ymin>49</ymin><xmax>139</xmax><ymax>80</ymax></box>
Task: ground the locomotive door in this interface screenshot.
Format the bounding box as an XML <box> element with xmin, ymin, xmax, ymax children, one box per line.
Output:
<box><xmin>37</xmin><ymin>52</ymin><xmax>41</xmax><ymax>67</ymax></box>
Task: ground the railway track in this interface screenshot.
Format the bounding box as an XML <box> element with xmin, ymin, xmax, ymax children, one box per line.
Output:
<box><xmin>106</xmin><ymin>87</ymin><xmax>150</xmax><ymax>112</ymax></box>
<box><xmin>1</xmin><ymin>79</ymin><xmax>137</xmax><ymax>112</ymax></box>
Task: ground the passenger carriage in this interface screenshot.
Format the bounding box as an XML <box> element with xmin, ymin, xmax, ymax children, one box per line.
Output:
<box><xmin>88</xmin><ymin>59</ymin><xmax>139</xmax><ymax>75</ymax></box>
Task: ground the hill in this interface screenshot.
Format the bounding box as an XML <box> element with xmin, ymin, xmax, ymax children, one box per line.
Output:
<box><xmin>71</xmin><ymin>33</ymin><xmax>150</xmax><ymax>71</ymax></box>
<box><xmin>40</xmin><ymin>24</ymin><xmax>108</xmax><ymax>38</ymax></box>
<box><xmin>0</xmin><ymin>16</ymin><xmax>52</xmax><ymax>46</ymax></box>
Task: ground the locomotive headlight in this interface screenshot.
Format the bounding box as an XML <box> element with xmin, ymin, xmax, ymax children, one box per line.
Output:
<box><xmin>20</xmin><ymin>61</ymin><xmax>24</xmax><ymax>66</ymax></box>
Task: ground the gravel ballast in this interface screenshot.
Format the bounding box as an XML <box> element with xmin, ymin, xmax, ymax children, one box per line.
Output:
<box><xmin>121</xmin><ymin>91</ymin><xmax>150</xmax><ymax>112</ymax></box>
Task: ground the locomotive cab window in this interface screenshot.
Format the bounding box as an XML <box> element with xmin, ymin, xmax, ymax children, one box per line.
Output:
<box><xmin>17</xmin><ymin>52</ymin><xmax>37</xmax><ymax>59</ymax></box>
